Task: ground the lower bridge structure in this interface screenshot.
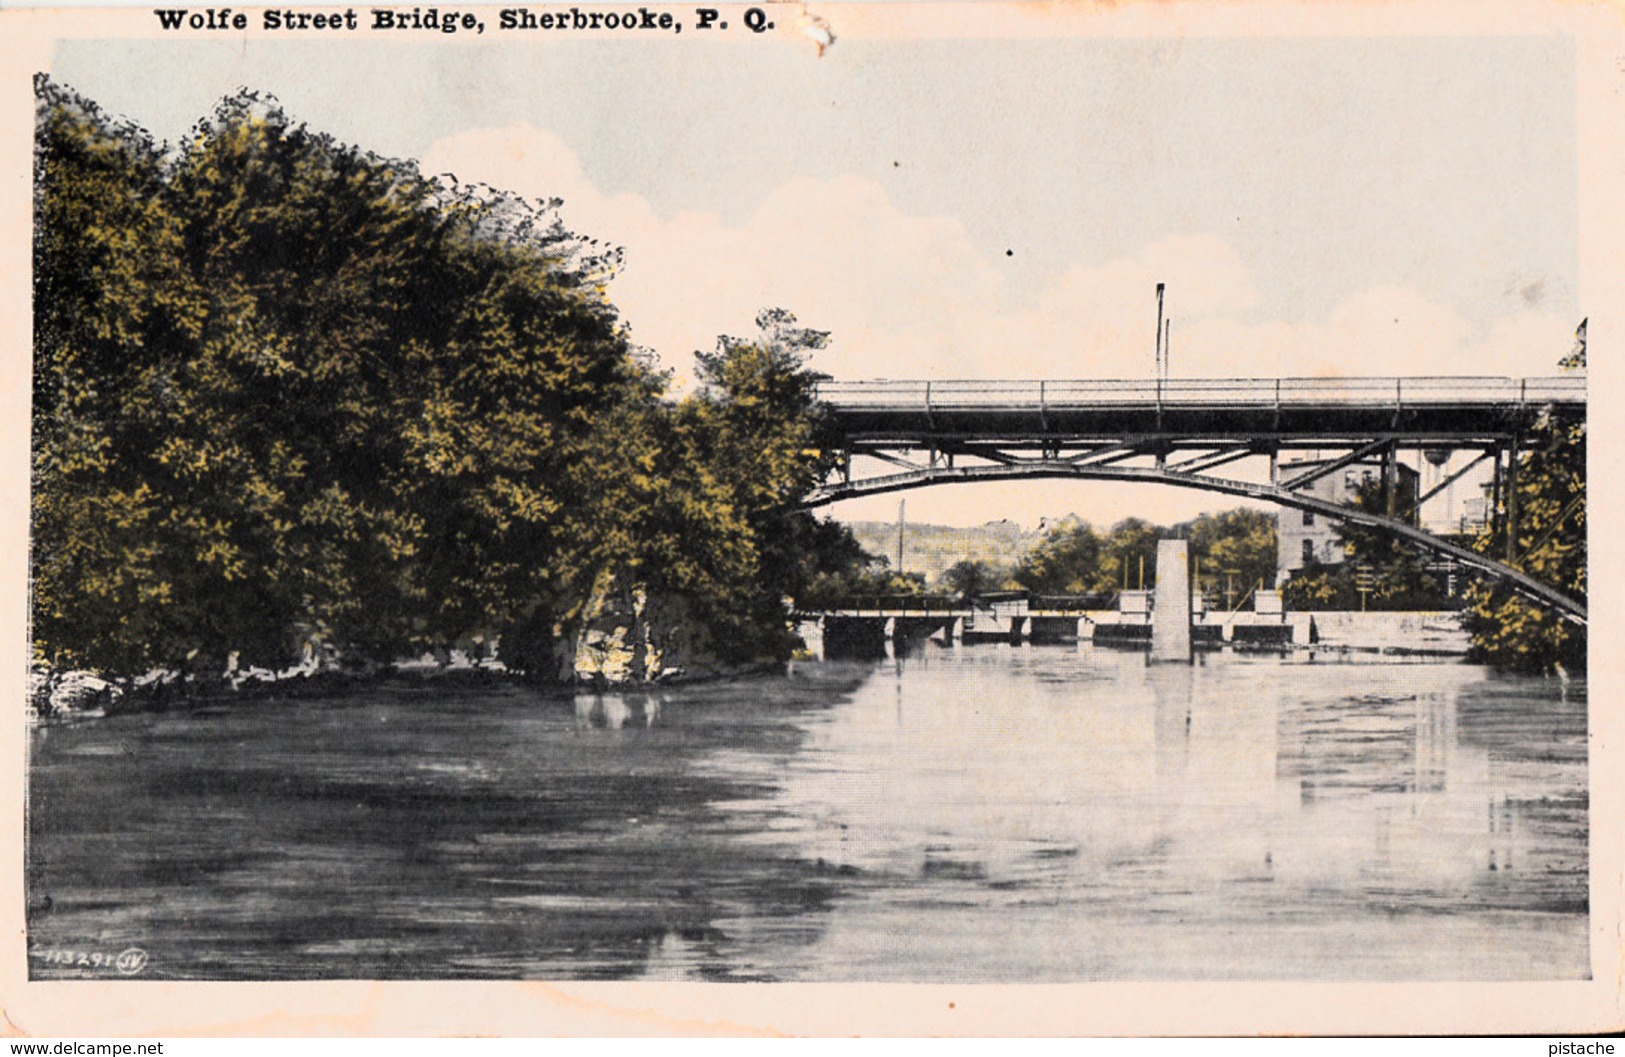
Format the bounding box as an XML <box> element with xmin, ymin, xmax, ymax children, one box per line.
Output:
<box><xmin>795</xmin><ymin>585</ymin><xmax>1312</xmax><ymax>659</ymax></box>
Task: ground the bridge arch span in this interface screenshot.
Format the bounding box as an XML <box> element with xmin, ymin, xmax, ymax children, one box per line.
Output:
<box><xmin>797</xmin><ymin>462</ymin><xmax>1586</xmax><ymax>625</ymax></box>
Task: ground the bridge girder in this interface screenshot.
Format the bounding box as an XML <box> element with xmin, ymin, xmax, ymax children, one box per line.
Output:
<box><xmin>797</xmin><ymin>457</ymin><xmax>1586</xmax><ymax>626</ymax></box>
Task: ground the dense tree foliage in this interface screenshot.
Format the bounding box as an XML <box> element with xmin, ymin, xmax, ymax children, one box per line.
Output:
<box><xmin>1460</xmin><ymin>335</ymin><xmax>1586</xmax><ymax>673</ymax></box>
<box><xmin>940</xmin><ymin>559</ymin><xmax>1007</xmax><ymax>602</ymax></box>
<box><xmin>1011</xmin><ymin>523</ymin><xmax>1104</xmax><ymax>595</ymax></box>
<box><xmin>1180</xmin><ymin>508</ymin><xmax>1277</xmax><ymax>603</ymax></box>
<box><xmin>31</xmin><ymin>80</ymin><xmax>869</xmax><ymax>686</ymax></box>
<box><xmin>32</xmin><ymin>83</ymin><xmax>205</xmax><ymax>678</ymax></box>
<box><xmin>674</xmin><ymin>309</ymin><xmax>867</xmax><ymax>660</ymax></box>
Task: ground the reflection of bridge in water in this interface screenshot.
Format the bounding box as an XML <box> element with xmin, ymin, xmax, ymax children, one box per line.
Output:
<box><xmin>805</xmin><ymin>375</ymin><xmax>1587</xmax><ymax>623</ymax></box>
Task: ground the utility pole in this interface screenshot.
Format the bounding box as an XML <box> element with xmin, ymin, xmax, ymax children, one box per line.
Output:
<box><xmin>1154</xmin><ymin>283</ymin><xmax>1166</xmax><ymax>379</ymax></box>
<box><xmin>1154</xmin><ymin>284</ymin><xmax>1166</xmax><ymax>432</ymax></box>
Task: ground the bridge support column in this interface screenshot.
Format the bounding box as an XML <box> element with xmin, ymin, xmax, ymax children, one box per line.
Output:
<box><xmin>1383</xmin><ymin>442</ymin><xmax>1398</xmax><ymax>518</ymax></box>
<box><xmin>1010</xmin><ymin>616</ymin><xmax>1030</xmax><ymax>645</ymax></box>
<box><xmin>1151</xmin><ymin>539</ymin><xmax>1193</xmax><ymax>664</ymax></box>
<box><xmin>883</xmin><ymin>617</ymin><xmax>897</xmax><ymax>641</ymax></box>
<box><xmin>1505</xmin><ymin>431</ymin><xmax>1521</xmax><ymax>562</ymax></box>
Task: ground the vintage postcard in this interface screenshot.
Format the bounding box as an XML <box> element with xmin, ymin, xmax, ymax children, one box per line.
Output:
<box><xmin>1</xmin><ymin>0</ymin><xmax>1621</xmax><ymax>1037</ymax></box>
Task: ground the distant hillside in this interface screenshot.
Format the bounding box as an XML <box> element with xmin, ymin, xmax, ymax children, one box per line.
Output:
<box><xmin>843</xmin><ymin>517</ymin><xmax>1083</xmax><ymax>585</ymax></box>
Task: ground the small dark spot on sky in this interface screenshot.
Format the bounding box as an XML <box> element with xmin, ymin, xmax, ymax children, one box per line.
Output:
<box><xmin>1006</xmin><ymin>250</ymin><xmax>1014</xmax><ymax>257</ymax></box>
<box><xmin>893</xmin><ymin>161</ymin><xmax>899</xmax><ymax>168</ymax></box>
<box><xmin>1510</xmin><ymin>277</ymin><xmax>1546</xmax><ymax>307</ymax></box>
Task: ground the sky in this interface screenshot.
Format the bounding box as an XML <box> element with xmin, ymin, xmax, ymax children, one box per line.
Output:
<box><xmin>49</xmin><ymin>25</ymin><xmax>1580</xmax><ymax>529</ymax></box>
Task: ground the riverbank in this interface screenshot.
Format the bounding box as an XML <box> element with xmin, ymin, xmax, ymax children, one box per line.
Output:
<box><xmin>23</xmin><ymin>610</ymin><xmax>1485</xmax><ymax>722</ymax></box>
<box><xmin>26</xmin><ymin>653</ymin><xmax>791</xmax><ymax>723</ymax></box>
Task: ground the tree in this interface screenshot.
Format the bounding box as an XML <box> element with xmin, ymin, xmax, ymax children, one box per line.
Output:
<box><xmin>679</xmin><ymin>309</ymin><xmax>846</xmax><ymax>661</ymax></box>
<box><xmin>1013</xmin><ymin>522</ymin><xmax>1104</xmax><ymax>595</ymax></box>
<box><xmin>155</xmin><ymin>89</ymin><xmax>647</xmax><ymax>667</ymax></box>
<box><xmin>1100</xmin><ymin>518</ymin><xmax>1161</xmax><ymax>592</ymax></box>
<box><xmin>1180</xmin><ymin>508</ymin><xmax>1277</xmax><ymax>604</ymax></box>
<box><xmin>31</xmin><ymin>79</ymin><xmax>209</xmax><ymax>678</ymax></box>
<box><xmin>941</xmin><ymin>559</ymin><xmax>1005</xmax><ymax>602</ymax></box>
<box><xmin>32</xmin><ymin>80</ymin><xmax>661</xmax><ymax>681</ymax></box>
<box><xmin>1460</xmin><ymin>330</ymin><xmax>1586</xmax><ymax>672</ymax></box>
<box><xmin>779</xmin><ymin>519</ymin><xmax>891</xmax><ymax>610</ymax></box>
<box><xmin>1013</xmin><ymin>508</ymin><xmax>1276</xmax><ymax>601</ymax></box>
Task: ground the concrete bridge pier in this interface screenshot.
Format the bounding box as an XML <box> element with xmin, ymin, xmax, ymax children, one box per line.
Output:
<box><xmin>795</xmin><ymin>616</ymin><xmax>827</xmax><ymax>660</ymax></box>
<box><xmin>1010</xmin><ymin>616</ymin><xmax>1031</xmax><ymax>645</ymax></box>
<box><xmin>1151</xmin><ymin>539</ymin><xmax>1194</xmax><ymax>664</ymax></box>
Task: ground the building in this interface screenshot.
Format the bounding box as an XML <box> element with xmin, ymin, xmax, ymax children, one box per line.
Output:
<box><xmin>1275</xmin><ymin>457</ymin><xmax>1420</xmax><ymax>584</ymax></box>
<box><xmin>1457</xmin><ymin>494</ymin><xmax>1491</xmax><ymax>535</ymax></box>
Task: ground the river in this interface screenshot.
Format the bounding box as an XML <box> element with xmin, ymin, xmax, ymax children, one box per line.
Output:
<box><xmin>25</xmin><ymin>643</ymin><xmax>1588</xmax><ymax>981</ymax></box>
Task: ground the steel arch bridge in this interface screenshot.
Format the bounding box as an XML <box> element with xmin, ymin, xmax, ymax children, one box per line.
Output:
<box><xmin>801</xmin><ymin>375</ymin><xmax>1587</xmax><ymax>625</ymax></box>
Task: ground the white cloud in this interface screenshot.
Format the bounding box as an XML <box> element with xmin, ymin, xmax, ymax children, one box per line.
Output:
<box><xmin>420</xmin><ymin>125</ymin><xmax>1576</xmax><ymax>389</ymax></box>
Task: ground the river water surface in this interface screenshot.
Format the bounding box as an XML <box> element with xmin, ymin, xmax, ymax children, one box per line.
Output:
<box><xmin>26</xmin><ymin>644</ymin><xmax>1588</xmax><ymax>981</ymax></box>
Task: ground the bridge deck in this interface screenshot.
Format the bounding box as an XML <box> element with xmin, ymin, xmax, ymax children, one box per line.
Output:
<box><xmin>817</xmin><ymin>376</ymin><xmax>1584</xmax><ymax>441</ymax></box>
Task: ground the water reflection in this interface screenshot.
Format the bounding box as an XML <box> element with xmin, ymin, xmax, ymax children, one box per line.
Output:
<box><xmin>701</xmin><ymin>646</ymin><xmax>1587</xmax><ymax>980</ymax></box>
<box><xmin>27</xmin><ymin>646</ymin><xmax>1586</xmax><ymax>982</ymax></box>
<box><xmin>573</xmin><ymin>692</ymin><xmax>662</xmax><ymax>730</ymax></box>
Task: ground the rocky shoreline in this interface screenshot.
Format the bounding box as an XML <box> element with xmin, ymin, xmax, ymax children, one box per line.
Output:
<box><xmin>28</xmin><ymin>575</ymin><xmax>791</xmax><ymax>721</ymax></box>
<box><xmin>27</xmin><ymin>655</ymin><xmax>791</xmax><ymax>723</ymax></box>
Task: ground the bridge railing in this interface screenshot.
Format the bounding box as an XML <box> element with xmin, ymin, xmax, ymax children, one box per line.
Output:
<box><xmin>814</xmin><ymin>376</ymin><xmax>1585</xmax><ymax>409</ymax></box>
<box><xmin>798</xmin><ymin>595</ymin><xmax>966</xmax><ymax>614</ymax></box>
<box><xmin>1031</xmin><ymin>593</ymin><xmax>1116</xmax><ymax>611</ymax></box>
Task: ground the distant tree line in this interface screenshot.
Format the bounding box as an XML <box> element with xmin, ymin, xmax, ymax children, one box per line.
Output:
<box><xmin>31</xmin><ymin>78</ymin><xmax>865</xmax><ymax>686</ymax></box>
<box><xmin>928</xmin><ymin>509</ymin><xmax>1278</xmax><ymax>608</ymax></box>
